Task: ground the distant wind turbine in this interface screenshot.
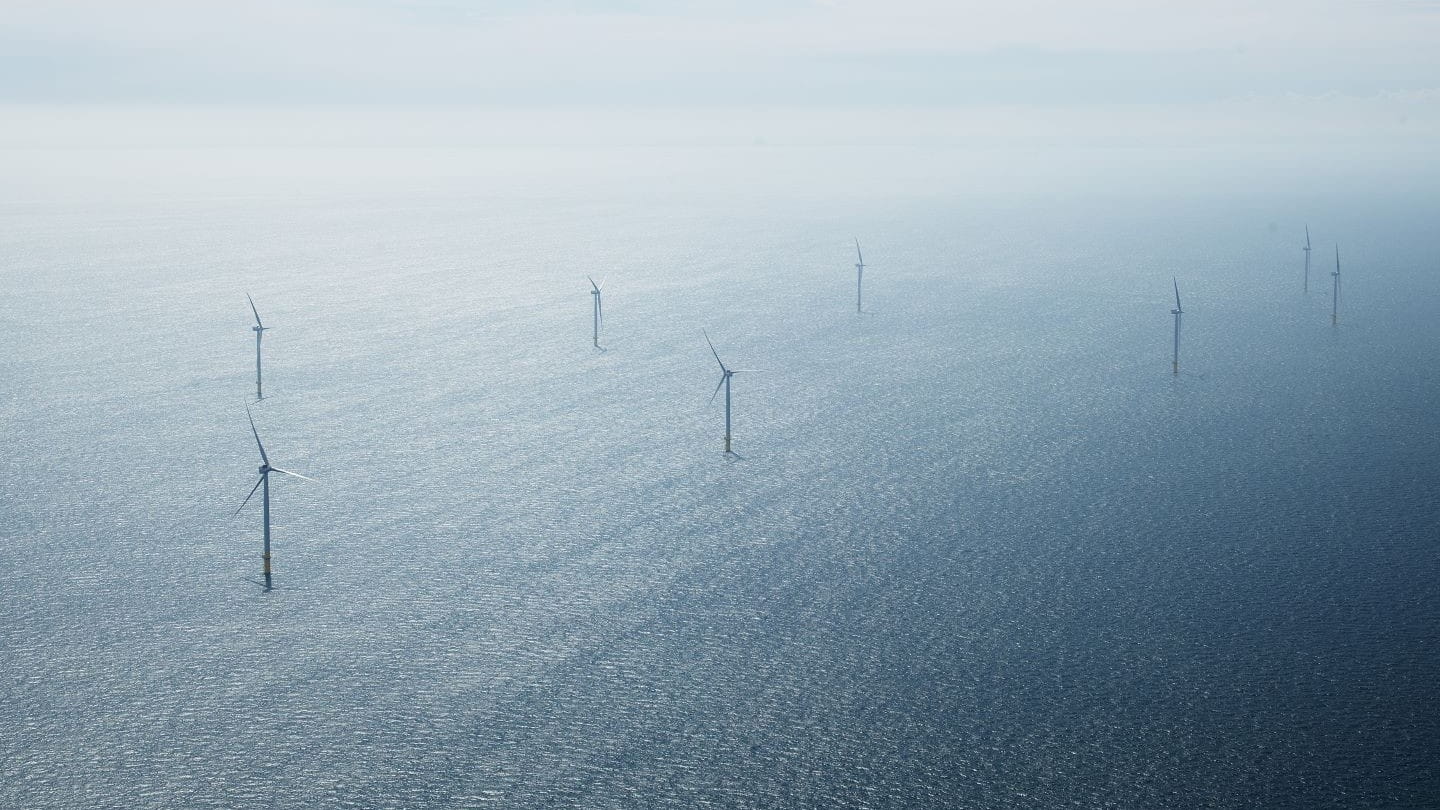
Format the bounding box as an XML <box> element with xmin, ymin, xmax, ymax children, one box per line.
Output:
<box><xmin>588</xmin><ymin>275</ymin><xmax>604</xmax><ymax>348</ymax></box>
<box><xmin>1331</xmin><ymin>245</ymin><xmax>1341</xmax><ymax>325</ymax></box>
<box><xmin>247</xmin><ymin>294</ymin><xmax>269</xmax><ymax>400</ymax></box>
<box><xmin>1303</xmin><ymin>225</ymin><xmax>1312</xmax><ymax>292</ymax></box>
<box><xmin>853</xmin><ymin>238</ymin><xmax>865</xmax><ymax>313</ymax></box>
<box><xmin>235</xmin><ymin>406</ymin><xmax>313</xmax><ymax>578</ymax></box>
<box><xmin>1170</xmin><ymin>278</ymin><xmax>1184</xmax><ymax>375</ymax></box>
<box><xmin>704</xmin><ymin>330</ymin><xmax>745</xmax><ymax>454</ymax></box>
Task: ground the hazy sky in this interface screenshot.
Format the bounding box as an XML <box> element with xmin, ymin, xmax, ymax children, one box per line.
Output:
<box><xmin>5</xmin><ymin>0</ymin><xmax>1438</xmax><ymax>103</ymax></box>
<box><xmin>2</xmin><ymin>1</ymin><xmax>1438</xmax><ymax>153</ymax></box>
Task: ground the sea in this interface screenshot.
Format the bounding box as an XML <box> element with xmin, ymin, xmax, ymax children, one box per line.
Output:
<box><xmin>2</xmin><ymin>136</ymin><xmax>1438</xmax><ymax>808</ymax></box>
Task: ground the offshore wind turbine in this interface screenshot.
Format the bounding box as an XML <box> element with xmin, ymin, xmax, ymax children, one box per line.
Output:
<box><xmin>235</xmin><ymin>406</ymin><xmax>313</xmax><ymax>578</ymax></box>
<box><xmin>246</xmin><ymin>294</ymin><xmax>269</xmax><ymax>400</ymax></box>
<box><xmin>853</xmin><ymin>238</ymin><xmax>865</xmax><ymax>313</ymax></box>
<box><xmin>1331</xmin><ymin>245</ymin><xmax>1342</xmax><ymax>325</ymax></box>
<box><xmin>1170</xmin><ymin>278</ymin><xmax>1184</xmax><ymax>375</ymax></box>
<box><xmin>1303</xmin><ymin>225</ymin><xmax>1312</xmax><ymax>292</ymax></box>
<box><xmin>704</xmin><ymin>330</ymin><xmax>741</xmax><ymax>454</ymax></box>
<box><xmin>587</xmin><ymin>275</ymin><xmax>604</xmax><ymax>347</ymax></box>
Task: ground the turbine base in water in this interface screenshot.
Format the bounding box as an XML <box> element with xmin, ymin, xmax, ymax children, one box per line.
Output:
<box><xmin>1173</xmin><ymin>362</ymin><xmax>1178</xmax><ymax>375</ymax></box>
<box><xmin>262</xmin><ymin>552</ymin><xmax>272</xmax><ymax>576</ymax></box>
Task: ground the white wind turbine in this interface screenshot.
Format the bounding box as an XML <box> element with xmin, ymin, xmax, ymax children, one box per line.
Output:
<box><xmin>853</xmin><ymin>238</ymin><xmax>865</xmax><ymax>313</ymax></box>
<box><xmin>704</xmin><ymin>330</ymin><xmax>750</xmax><ymax>454</ymax></box>
<box><xmin>588</xmin><ymin>275</ymin><xmax>604</xmax><ymax>347</ymax></box>
<box><xmin>1331</xmin><ymin>245</ymin><xmax>1342</xmax><ymax>325</ymax></box>
<box><xmin>247</xmin><ymin>294</ymin><xmax>269</xmax><ymax>400</ymax></box>
<box><xmin>1170</xmin><ymin>278</ymin><xmax>1184</xmax><ymax>376</ymax></box>
<box><xmin>235</xmin><ymin>406</ymin><xmax>313</xmax><ymax>578</ymax></box>
<box><xmin>1303</xmin><ymin>225</ymin><xmax>1312</xmax><ymax>292</ymax></box>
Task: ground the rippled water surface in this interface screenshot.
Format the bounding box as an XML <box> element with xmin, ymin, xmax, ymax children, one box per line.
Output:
<box><xmin>2</xmin><ymin>149</ymin><xmax>1438</xmax><ymax>808</ymax></box>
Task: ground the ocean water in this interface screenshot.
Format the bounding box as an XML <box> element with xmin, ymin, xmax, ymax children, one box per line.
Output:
<box><xmin>2</xmin><ymin>146</ymin><xmax>1438</xmax><ymax>808</ymax></box>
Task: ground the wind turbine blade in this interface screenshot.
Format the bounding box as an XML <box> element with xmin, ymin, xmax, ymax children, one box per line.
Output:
<box><xmin>245</xmin><ymin>405</ymin><xmax>269</xmax><ymax>465</ymax></box>
<box><xmin>587</xmin><ymin>275</ymin><xmax>600</xmax><ymax>293</ymax></box>
<box><xmin>597</xmin><ymin>295</ymin><xmax>603</xmax><ymax>326</ymax></box>
<box><xmin>234</xmin><ymin>476</ymin><xmax>263</xmax><ymax>516</ymax></box>
<box><xmin>1305</xmin><ymin>224</ymin><xmax>1310</xmax><ymax>248</ymax></box>
<box><xmin>270</xmin><ymin>467</ymin><xmax>316</xmax><ymax>482</ymax></box>
<box><xmin>703</xmin><ymin>330</ymin><xmax>726</xmax><ymax>372</ymax></box>
<box><xmin>1173</xmin><ymin>278</ymin><xmax>1181</xmax><ymax>310</ymax></box>
<box><xmin>246</xmin><ymin>293</ymin><xmax>264</xmax><ymax>329</ymax></box>
<box><xmin>854</xmin><ymin>238</ymin><xmax>863</xmax><ymax>266</ymax></box>
<box><xmin>709</xmin><ymin>375</ymin><xmax>726</xmax><ymax>405</ymax></box>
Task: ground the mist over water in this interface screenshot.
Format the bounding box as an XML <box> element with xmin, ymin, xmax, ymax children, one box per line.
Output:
<box><xmin>2</xmin><ymin>133</ymin><xmax>1439</xmax><ymax>808</ymax></box>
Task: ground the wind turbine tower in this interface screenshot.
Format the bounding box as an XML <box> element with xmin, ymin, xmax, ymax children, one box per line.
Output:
<box><xmin>1331</xmin><ymin>246</ymin><xmax>1342</xmax><ymax>325</ymax></box>
<box><xmin>588</xmin><ymin>276</ymin><xmax>604</xmax><ymax>347</ymax></box>
<box><xmin>1171</xmin><ymin>278</ymin><xmax>1184</xmax><ymax>375</ymax></box>
<box><xmin>1303</xmin><ymin>225</ymin><xmax>1312</xmax><ymax>292</ymax></box>
<box><xmin>247</xmin><ymin>294</ymin><xmax>269</xmax><ymax>400</ymax></box>
<box><xmin>236</xmin><ymin>407</ymin><xmax>313</xmax><ymax>578</ymax></box>
<box><xmin>854</xmin><ymin>239</ymin><xmax>865</xmax><ymax>313</ymax></box>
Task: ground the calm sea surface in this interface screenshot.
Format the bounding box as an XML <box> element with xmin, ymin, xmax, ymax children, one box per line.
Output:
<box><xmin>2</xmin><ymin>146</ymin><xmax>1438</xmax><ymax>808</ymax></box>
